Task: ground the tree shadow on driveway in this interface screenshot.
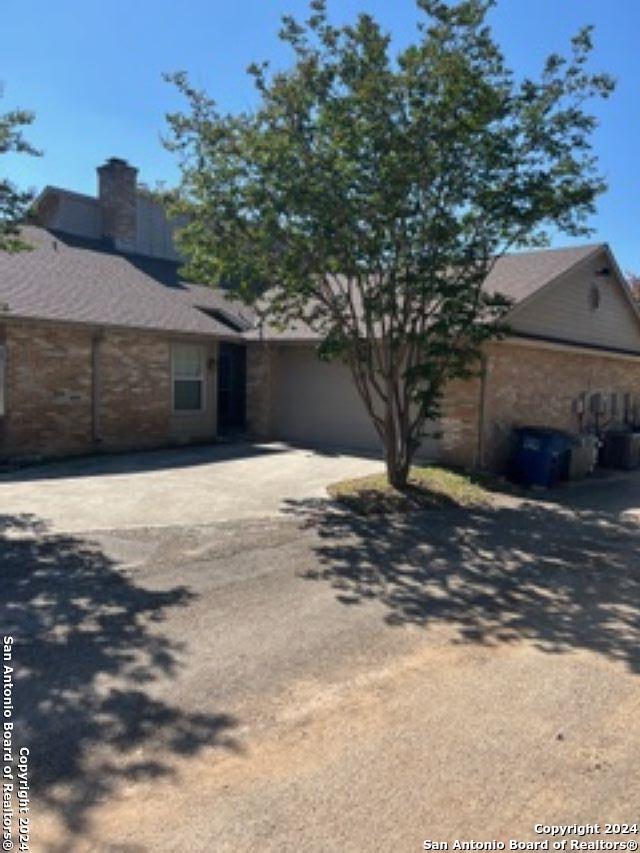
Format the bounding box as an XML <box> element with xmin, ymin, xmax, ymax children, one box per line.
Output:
<box><xmin>284</xmin><ymin>496</ymin><xmax>640</xmax><ymax>673</ymax></box>
<box><xmin>0</xmin><ymin>513</ymin><xmax>240</xmax><ymax>840</ymax></box>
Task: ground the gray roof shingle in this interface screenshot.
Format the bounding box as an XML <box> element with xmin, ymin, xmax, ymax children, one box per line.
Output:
<box><xmin>482</xmin><ymin>242</ymin><xmax>602</xmax><ymax>303</ymax></box>
<box><xmin>0</xmin><ymin>227</ymin><xmax>603</xmax><ymax>342</ymax></box>
<box><xmin>246</xmin><ymin>243</ymin><xmax>604</xmax><ymax>341</ymax></box>
<box><xmin>0</xmin><ymin>227</ymin><xmax>250</xmax><ymax>338</ymax></box>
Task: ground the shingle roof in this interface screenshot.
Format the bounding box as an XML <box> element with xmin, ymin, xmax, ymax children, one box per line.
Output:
<box><xmin>246</xmin><ymin>243</ymin><xmax>605</xmax><ymax>341</ymax></box>
<box><xmin>0</xmin><ymin>227</ymin><xmax>250</xmax><ymax>338</ymax></box>
<box><xmin>482</xmin><ymin>243</ymin><xmax>602</xmax><ymax>303</ymax></box>
<box><xmin>177</xmin><ymin>282</ymin><xmax>256</xmax><ymax>332</ymax></box>
<box><xmin>0</xmin><ymin>227</ymin><xmax>604</xmax><ymax>342</ymax></box>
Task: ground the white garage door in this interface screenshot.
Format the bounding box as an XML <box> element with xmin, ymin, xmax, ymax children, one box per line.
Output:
<box><xmin>271</xmin><ymin>345</ymin><xmax>383</xmax><ymax>452</ymax></box>
<box><xmin>270</xmin><ymin>344</ymin><xmax>443</xmax><ymax>459</ymax></box>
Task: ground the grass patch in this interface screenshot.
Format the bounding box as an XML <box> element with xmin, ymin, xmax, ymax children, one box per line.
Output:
<box><xmin>327</xmin><ymin>465</ymin><xmax>496</xmax><ymax>515</ymax></box>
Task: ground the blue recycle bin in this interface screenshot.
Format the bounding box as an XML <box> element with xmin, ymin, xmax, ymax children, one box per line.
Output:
<box><xmin>510</xmin><ymin>427</ymin><xmax>573</xmax><ymax>488</ymax></box>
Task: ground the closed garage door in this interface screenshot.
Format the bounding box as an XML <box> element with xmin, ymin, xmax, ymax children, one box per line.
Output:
<box><xmin>271</xmin><ymin>345</ymin><xmax>383</xmax><ymax>452</ymax></box>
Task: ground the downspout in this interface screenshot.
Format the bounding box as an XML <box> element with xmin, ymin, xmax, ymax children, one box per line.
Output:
<box><xmin>477</xmin><ymin>351</ymin><xmax>489</xmax><ymax>470</ymax></box>
<box><xmin>91</xmin><ymin>330</ymin><xmax>103</xmax><ymax>445</ymax></box>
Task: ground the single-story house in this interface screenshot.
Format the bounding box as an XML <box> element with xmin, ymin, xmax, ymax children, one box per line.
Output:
<box><xmin>2</xmin><ymin>157</ymin><xmax>640</xmax><ymax>471</ymax></box>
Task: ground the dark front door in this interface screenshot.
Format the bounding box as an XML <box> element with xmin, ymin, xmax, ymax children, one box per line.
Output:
<box><xmin>218</xmin><ymin>343</ymin><xmax>246</xmax><ymax>433</ymax></box>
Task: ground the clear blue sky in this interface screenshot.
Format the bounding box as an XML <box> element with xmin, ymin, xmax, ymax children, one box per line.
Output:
<box><xmin>3</xmin><ymin>0</ymin><xmax>639</xmax><ymax>270</ymax></box>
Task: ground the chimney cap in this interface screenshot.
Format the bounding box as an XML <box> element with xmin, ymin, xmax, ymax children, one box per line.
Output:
<box><xmin>98</xmin><ymin>157</ymin><xmax>138</xmax><ymax>172</ymax></box>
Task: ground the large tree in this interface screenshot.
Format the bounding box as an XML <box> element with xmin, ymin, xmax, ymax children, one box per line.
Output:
<box><xmin>0</xmin><ymin>88</ymin><xmax>39</xmax><ymax>252</ymax></box>
<box><xmin>628</xmin><ymin>272</ymin><xmax>640</xmax><ymax>304</ymax></box>
<box><xmin>165</xmin><ymin>0</ymin><xmax>613</xmax><ymax>487</ymax></box>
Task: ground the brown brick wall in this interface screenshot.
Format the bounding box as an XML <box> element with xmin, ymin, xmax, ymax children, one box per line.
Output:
<box><xmin>433</xmin><ymin>341</ymin><xmax>640</xmax><ymax>472</ymax></box>
<box><xmin>436</xmin><ymin>374</ymin><xmax>482</xmax><ymax>469</ymax></box>
<box><xmin>0</xmin><ymin>321</ymin><xmax>93</xmax><ymax>458</ymax></box>
<box><xmin>97</xmin><ymin>330</ymin><xmax>171</xmax><ymax>448</ymax></box>
<box><xmin>6</xmin><ymin>320</ymin><xmax>640</xmax><ymax>473</ymax></box>
<box><xmin>0</xmin><ymin>320</ymin><xmax>176</xmax><ymax>460</ymax></box>
<box><xmin>97</xmin><ymin>158</ymin><xmax>138</xmax><ymax>248</ymax></box>
<box><xmin>482</xmin><ymin>341</ymin><xmax>640</xmax><ymax>471</ymax></box>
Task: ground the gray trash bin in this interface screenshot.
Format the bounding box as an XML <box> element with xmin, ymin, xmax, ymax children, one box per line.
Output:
<box><xmin>569</xmin><ymin>434</ymin><xmax>599</xmax><ymax>479</ymax></box>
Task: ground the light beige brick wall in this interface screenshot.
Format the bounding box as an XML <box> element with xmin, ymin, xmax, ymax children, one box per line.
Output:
<box><xmin>6</xmin><ymin>319</ymin><xmax>640</xmax><ymax>474</ymax></box>
<box><xmin>0</xmin><ymin>320</ymin><xmax>178</xmax><ymax>460</ymax></box>
<box><xmin>0</xmin><ymin>321</ymin><xmax>93</xmax><ymax>458</ymax></box>
<box><xmin>481</xmin><ymin>340</ymin><xmax>640</xmax><ymax>471</ymax></box>
<box><xmin>432</xmin><ymin>340</ymin><xmax>640</xmax><ymax>473</ymax></box>
<box><xmin>97</xmin><ymin>330</ymin><xmax>171</xmax><ymax>448</ymax></box>
<box><xmin>436</xmin><ymin>374</ymin><xmax>482</xmax><ymax>469</ymax></box>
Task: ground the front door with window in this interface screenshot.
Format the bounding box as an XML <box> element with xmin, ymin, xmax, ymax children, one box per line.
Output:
<box><xmin>217</xmin><ymin>343</ymin><xmax>246</xmax><ymax>433</ymax></box>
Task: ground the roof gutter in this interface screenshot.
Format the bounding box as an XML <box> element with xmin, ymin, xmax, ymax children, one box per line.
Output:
<box><xmin>0</xmin><ymin>311</ymin><xmax>243</xmax><ymax>343</ymax></box>
<box><xmin>502</xmin><ymin>332</ymin><xmax>640</xmax><ymax>361</ymax></box>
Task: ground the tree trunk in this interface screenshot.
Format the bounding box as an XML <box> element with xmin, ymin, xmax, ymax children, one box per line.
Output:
<box><xmin>384</xmin><ymin>407</ymin><xmax>412</xmax><ymax>490</ymax></box>
<box><xmin>348</xmin><ymin>358</ymin><xmax>417</xmax><ymax>490</ymax></box>
<box><xmin>386</xmin><ymin>454</ymin><xmax>411</xmax><ymax>490</ymax></box>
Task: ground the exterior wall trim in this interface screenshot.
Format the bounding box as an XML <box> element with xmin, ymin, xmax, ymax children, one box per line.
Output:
<box><xmin>600</xmin><ymin>243</ymin><xmax>640</xmax><ymax>331</ymax></box>
<box><xmin>0</xmin><ymin>312</ymin><xmax>237</xmax><ymax>344</ymax></box>
<box><xmin>502</xmin><ymin>334</ymin><xmax>640</xmax><ymax>362</ymax></box>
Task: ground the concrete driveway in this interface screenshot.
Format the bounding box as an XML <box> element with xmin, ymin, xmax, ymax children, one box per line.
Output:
<box><xmin>0</xmin><ymin>442</ymin><xmax>383</xmax><ymax>533</ymax></box>
<box><xmin>4</xmin><ymin>456</ymin><xmax>640</xmax><ymax>851</ymax></box>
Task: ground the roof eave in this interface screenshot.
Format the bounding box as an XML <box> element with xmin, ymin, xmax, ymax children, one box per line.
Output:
<box><xmin>0</xmin><ymin>310</ymin><xmax>241</xmax><ymax>341</ymax></box>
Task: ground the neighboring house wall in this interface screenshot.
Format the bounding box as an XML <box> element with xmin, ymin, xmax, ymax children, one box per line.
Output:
<box><xmin>509</xmin><ymin>250</ymin><xmax>640</xmax><ymax>353</ymax></box>
<box><xmin>36</xmin><ymin>191</ymin><xmax>103</xmax><ymax>241</ymax></box>
<box><xmin>136</xmin><ymin>193</ymin><xmax>183</xmax><ymax>262</ymax></box>
<box><xmin>437</xmin><ymin>374</ymin><xmax>483</xmax><ymax>469</ymax></box>
<box><xmin>434</xmin><ymin>249</ymin><xmax>640</xmax><ymax>470</ymax></box>
<box><xmin>0</xmin><ymin>320</ymin><xmax>218</xmax><ymax>460</ymax></box>
<box><xmin>433</xmin><ymin>340</ymin><xmax>640</xmax><ymax>472</ymax></box>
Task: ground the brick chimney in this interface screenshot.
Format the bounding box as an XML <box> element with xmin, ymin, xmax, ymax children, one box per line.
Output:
<box><xmin>97</xmin><ymin>157</ymin><xmax>138</xmax><ymax>249</ymax></box>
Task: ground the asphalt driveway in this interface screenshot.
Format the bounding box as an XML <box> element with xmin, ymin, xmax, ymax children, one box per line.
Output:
<box><xmin>0</xmin><ymin>442</ymin><xmax>383</xmax><ymax>533</ymax></box>
<box><xmin>3</xmin><ymin>452</ymin><xmax>640</xmax><ymax>852</ymax></box>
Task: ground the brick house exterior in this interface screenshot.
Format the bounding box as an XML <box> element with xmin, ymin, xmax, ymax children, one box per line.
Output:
<box><xmin>0</xmin><ymin>319</ymin><xmax>221</xmax><ymax>459</ymax></box>
<box><xmin>437</xmin><ymin>341</ymin><xmax>640</xmax><ymax>471</ymax></box>
<box><xmin>2</xmin><ymin>158</ymin><xmax>640</xmax><ymax>471</ymax></box>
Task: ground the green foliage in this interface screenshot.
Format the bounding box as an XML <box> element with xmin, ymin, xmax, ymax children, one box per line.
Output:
<box><xmin>627</xmin><ymin>272</ymin><xmax>640</xmax><ymax>303</ymax></box>
<box><xmin>0</xmin><ymin>88</ymin><xmax>40</xmax><ymax>252</ymax></box>
<box><xmin>164</xmin><ymin>0</ymin><xmax>614</xmax><ymax>484</ymax></box>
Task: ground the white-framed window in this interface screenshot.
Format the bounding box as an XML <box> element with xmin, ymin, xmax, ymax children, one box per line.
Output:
<box><xmin>0</xmin><ymin>344</ymin><xmax>5</xmax><ymax>417</ymax></box>
<box><xmin>172</xmin><ymin>343</ymin><xmax>205</xmax><ymax>412</ymax></box>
